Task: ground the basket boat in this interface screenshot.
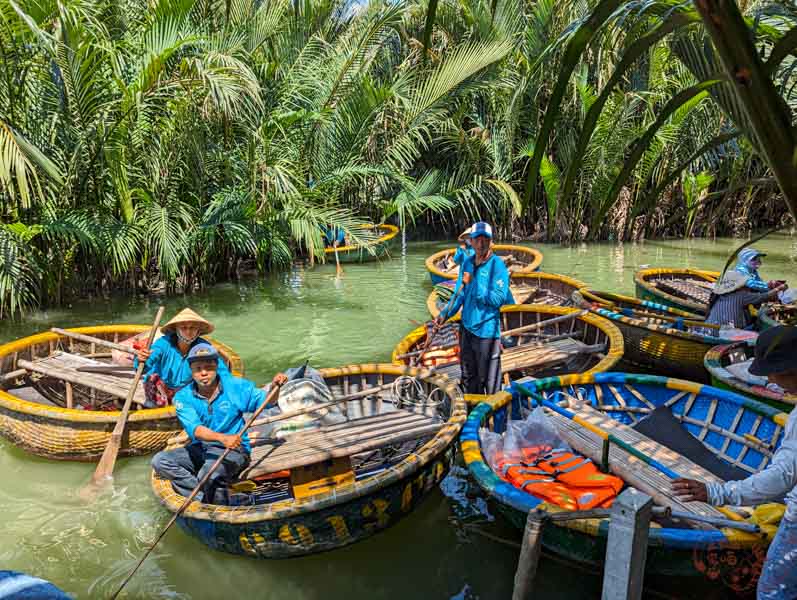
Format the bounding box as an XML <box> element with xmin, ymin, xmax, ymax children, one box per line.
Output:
<box><xmin>425</xmin><ymin>244</ymin><xmax>543</xmax><ymax>285</ymax></box>
<box><xmin>427</xmin><ymin>272</ymin><xmax>587</xmax><ymax>319</ymax></box>
<box><xmin>705</xmin><ymin>341</ymin><xmax>797</xmax><ymax>412</ymax></box>
<box><xmin>573</xmin><ymin>290</ymin><xmax>732</xmax><ymax>383</ymax></box>
<box><xmin>462</xmin><ymin>372</ymin><xmax>786</xmax><ymax>587</ymax></box>
<box><xmin>0</xmin><ymin>325</ymin><xmax>242</xmax><ymax>461</ymax></box>
<box><xmin>634</xmin><ymin>268</ymin><xmax>719</xmax><ymax>315</ymax></box>
<box><xmin>392</xmin><ymin>305</ymin><xmax>623</xmax><ymax>390</ymax></box>
<box><xmin>323</xmin><ymin>224</ymin><xmax>399</xmax><ymax>263</ymax></box>
<box><xmin>150</xmin><ymin>364</ymin><xmax>465</xmax><ymax>557</ymax></box>
<box><xmin>757</xmin><ymin>304</ymin><xmax>797</xmax><ymax>330</ymax></box>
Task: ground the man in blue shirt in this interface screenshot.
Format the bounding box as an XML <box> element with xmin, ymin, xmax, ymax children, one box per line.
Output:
<box><xmin>435</xmin><ymin>221</ymin><xmax>511</xmax><ymax>394</ymax></box>
<box><xmin>151</xmin><ymin>343</ymin><xmax>287</xmax><ymax>504</ymax></box>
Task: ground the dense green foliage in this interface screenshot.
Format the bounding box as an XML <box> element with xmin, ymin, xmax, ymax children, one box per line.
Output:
<box><xmin>0</xmin><ymin>0</ymin><xmax>795</xmax><ymax>315</ymax></box>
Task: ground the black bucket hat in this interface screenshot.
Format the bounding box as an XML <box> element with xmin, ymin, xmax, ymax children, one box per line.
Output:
<box><xmin>749</xmin><ymin>326</ymin><xmax>797</xmax><ymax>376</ymax></box>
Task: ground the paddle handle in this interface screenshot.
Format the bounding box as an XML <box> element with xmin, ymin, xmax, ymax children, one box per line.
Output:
<box><xmin>92</xmin><ymin>307</ymin><xmax>165</xmax><ymax>483</ymax></box>
<box><xmin>111</xmin><ymin>381</ymin><xmax>284</xmax><ymax>600</ymax></box>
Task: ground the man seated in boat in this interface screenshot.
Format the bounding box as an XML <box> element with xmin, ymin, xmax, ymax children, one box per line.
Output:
<box><xmin>152</xmin><ymin>343</ymin><xmax>288</xmax><ymax>505</ymax></box>
<box><xmin>704</xmin><ymin>271</ymin><xmax>786</xmax><ymax>331</ymax></box>
<box><xmin>135</xmin><ymin>308</ymin><xmax>230</xmax><ymax>408</ymax></box>
<box><xmin>673</xmin><ymin>326</ymin><xmax>797</xmax><ymax>600</ymax></box>
<box><xmin>434</xmin><ymin>221</ymin><xmax>512</xmax><ymax>394</ymax></box>
<box><xmin>734</xmin><ymin>248</ymin><xmax>786</xmax><ymax>294</ymax></box>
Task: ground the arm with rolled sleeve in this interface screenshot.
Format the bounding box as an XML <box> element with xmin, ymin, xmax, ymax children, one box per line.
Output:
<box><xmin>175</xmin><ymin>395</ymin><xmax>202</xmax><ymax>441</ymax></box>
<box><xmin>475</xmin><ymin>257</ymin><xmax>509</xmax><ymax>308</ymax></box>
<box><xmin>706</xmin><ymin>441</ymin><xmax>797</xmax><ymax>507</ymax></box>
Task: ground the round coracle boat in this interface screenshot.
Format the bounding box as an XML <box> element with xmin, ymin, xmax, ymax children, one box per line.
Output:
<box><xmin>426</xmin><ymin>272</ymin><xmax>587</xmax><ymax>319</ymax></box>
<box><xmin>573</xmin><ymin>290</ymin><xmax>733</xmax><ymax>384</ymax></box>
<box><xmin>575</xmin><ymin>288</ymin><xmax>704</xmax><ymax>321</ymax></box>
<box><xmin>392</xmin><ymin>305</ymin><xmax>623</xmax><ymax>393</ymax></box>
<box><xmin>757</xmin><ymin>303</ymin><xmax>797</xmax><ymax>330</ymax></box>
<box><xmin>323</xmin><ymin>224</ymin><xmax>399</xmax><ymax>263</ymax></box>
<box><xmin>462</xmin><ymin>372</ymin><xmax>787</xmax><ymax>589</ymax></box>
<box><xmin>0</xmin><ymin>325</ymin><xmax>242</xmax><ymax>461</ymax></box>
<box><xmin>705</xmin><ymin>341</ymin><xmax>797</xmax><ymax>412</ymax></box>
<box><xmin>151</xmin><ymin>364</ymin><xmax>465</xmax><ymax>557</ymax></box>
<box><xmin>634</xmin><ymin>268</ymin><xmax>719</xmax><ymax>315</ymax></box>
<box><xmin>424</xmin><ymin>244</ymin><xmax>543</xmax><ymax>284</ymax></box>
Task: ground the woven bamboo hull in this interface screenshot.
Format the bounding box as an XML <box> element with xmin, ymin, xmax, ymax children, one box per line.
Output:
<box><xmin>425</xmin><ymin>244</ymin><xmax>543</xmax><ymax>284</ymax></box>
<box><xmin>461</xmin><ymin>372</ymin><xmax>786</xmax><ymax>588</ymax></box>
<box><xmin>705</xmin><ymin>342</ymin><xmax>796</xmax><ymax>412</ymax></box>
<box><xmin>0</xmin><ymin>325</ymin><xmax>243</xmax><ymax>461</ymax></box>
<box><xmin>150</xmin><ymin>364</ymin><xmax>466</xmax><ymax>557</ymax></box>
<box><xmin>634</xmin><ymin>268</ymin><xmax>719</xmax><ymax>315</ymax></box>
<box><xmin>323</xmin><ymin>224</ymin><xmax>399</xmax><ymax>264</ymax></box>
<box><xmin>427</xmin><ymin>272</ymin><xmax>587</xmax><ymax>318</ymax></box>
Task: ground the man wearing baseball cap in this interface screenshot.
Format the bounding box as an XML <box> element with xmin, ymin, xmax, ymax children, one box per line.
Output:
<box><xmin>151</xmin><ymin>343</ymin><xmax>287</xmax><ymax>504</ymax></box>
<box><xmin>435</xmin><ymin>221</ymin><xmax>512</xmax><ymax>394</ymax></box>
<box><xmin>672</xmin><ymin>326</ymin><xmax>797</xmax><ymax>599</ymax></box>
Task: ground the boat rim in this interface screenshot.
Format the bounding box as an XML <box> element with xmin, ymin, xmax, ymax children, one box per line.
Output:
<box><xmin>634</xmin><ymin>267</ymin><xmax>720</xmax><ymax>312</ymax></box>
<box><xmin>323</xmin><ymin>223</ymin><xmax>399</xmax><ymax>254</ymax></box>
<box><xmin>424</xmin><ymin>244</ymin><xmax>544</xmax><ymax>281</ymax></box>
<box><xmin>576</xmin><ymin>288</ymin><xmax>703</xmax><ymax>319</ymax></box>
<box><xmin>427</xmin><ymin>272</ymin><xmax>589</xmax><ymax>318</ymax></box>
<box><xmin>391</xmin><ymin>304</ymin><xmax>624</xmax><ymax>375</ymax></box>
<box><xmin>0</xmin><ymin>325</ymin><xmax>242</xmax><ymax>423</ymax></box>
<box><xmin>461</xmin><ymin>371</ymin><xmax>787</xmax><ymax>549</ymax></box>
<box><xmin>704</xmin><ymin>341</ymin><xmax>797</xmax><ymax>406</ymax></box>
<box><xmin>151</xmin><ymin>363</ymin><xmax>466</xmax><ymax>523</ymax></box>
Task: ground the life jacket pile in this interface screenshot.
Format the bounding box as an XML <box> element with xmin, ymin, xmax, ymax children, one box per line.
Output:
<box><xmin>495</xmin><ymin>446</ymin><xmax>624</xmax><ymax>510</ymax></box>
<box><xmin>420</xmin><ymin>345</ymin><xmax>460</xmax><ymax>367</ymax></box>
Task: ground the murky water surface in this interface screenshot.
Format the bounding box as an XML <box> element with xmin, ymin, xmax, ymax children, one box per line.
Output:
<box><xmin>1</xmin><ymin>234</ymin><xmax>795</xmax><ymax>599</ymax></box>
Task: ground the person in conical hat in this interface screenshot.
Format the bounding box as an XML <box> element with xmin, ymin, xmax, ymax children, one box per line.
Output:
<box><xmin>135</xmin><ymin>308</ymin><xmax>231</xmax><ymax>407</ymax></box>
<box><xmin>703</xmin><ymin>271</ymin><xmax>786</xmax><ymax>331</ymax></box>
<box><xmin>453</xmin><ymin>225</ymin><xmax>475</xmax><ymax>268</ymax></box>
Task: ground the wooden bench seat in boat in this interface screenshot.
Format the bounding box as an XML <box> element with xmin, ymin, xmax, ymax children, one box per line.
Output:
<box><xmin>434</xmin><ymin>337</ymin><xmax>606</xmax><ymax>382</ymax></box>
<box><xmin>547</xmin><ymin>400</ymin><xmax>728</xmax><ymax>520</ymax></box>
<box><xmin>16</xmin><ymin>351</ymin><xmax>146</xmax><ymax>406</ymax></box>
<box><xmin>241</xmin><ymin>409</ymin><xmax>442</xmax><ymax>480</ymax></box>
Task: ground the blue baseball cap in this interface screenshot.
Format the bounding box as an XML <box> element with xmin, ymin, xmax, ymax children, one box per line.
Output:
<box><xmin>187</xmin><ymin>342</ymin><xmax>219</xmax><ymax>364</ymax></box>
<box><xmin>470</xmin><ymin>222</ymin><xmax>493</xmax><ymax>239</ymax></box>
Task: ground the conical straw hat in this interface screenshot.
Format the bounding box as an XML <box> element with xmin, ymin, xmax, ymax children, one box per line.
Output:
<box><xmin>161</xmin><ymin>308</ymin><xmax>214</xmax><ymax>335</ymax></box>
<box><xmin>457</xmin><ymin>226</ymin><xmax>473</xmax><ymax>241</ymax></box>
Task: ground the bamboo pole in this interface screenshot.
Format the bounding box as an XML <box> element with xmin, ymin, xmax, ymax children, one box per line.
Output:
<box><xmin>16</xmin><ymin>359</ymin><xmax>143</xmax><ymax>402</ymax></box>
<box><xmin>501</xmin><ymin>309</ymin><xmax>588</xmax><ymax>338</ymax></box>
<box><xmin>50</xmin><ymin>328</ymin><xmax>136</xmax><ymax>355</ymax></box>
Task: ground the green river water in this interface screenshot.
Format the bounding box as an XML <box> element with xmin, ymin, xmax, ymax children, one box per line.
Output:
<box><xmin>1</xmin><ymin>234</ymin><xmax>795</xmax><ymax>600</ymax></box>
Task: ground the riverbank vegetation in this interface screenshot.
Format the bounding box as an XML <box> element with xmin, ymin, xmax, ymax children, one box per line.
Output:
<box><xmin>0</xmin><ymin>0</ymin><xmax>795</xmax><ymax>314</ymax></box>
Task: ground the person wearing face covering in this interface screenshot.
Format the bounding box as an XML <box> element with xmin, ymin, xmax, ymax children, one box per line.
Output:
<box><xmin>734</xmin><ymin>248</ymin><xmax>783</xmax><ymax>293</ymax></box>
<box><xmin>134</xmin><ymin>308</ymin><xmax>231</xmax><ymax>407</ymax></box>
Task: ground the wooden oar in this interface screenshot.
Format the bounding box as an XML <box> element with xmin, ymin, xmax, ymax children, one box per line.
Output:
<box><xmin>500</xmin><ymin>310</ymin><xmax>588</xmax><ymax>338</ymax></box>
<box><xmin>411</xmin><ymin>284</ymin><xmax>466</xmax><ymax>367</ymax></box>
<box><xmin>110</xmin><ymin>381</ymin><xmax>284</xmax><ymax>600</ymax></box>
<box><xmin>90</xmin><ymin>307</ymin><xmax>165</xmax><ymax>484</ymax></box>
<box><xmin>333</xmin><ymin>241</ymin><xmax>343</xmax><ymax>278</ymax></box>
<box><xmin>50</xmin><ymin>328</ymin><xmax>135</xmax><ymax>354</ymax></box>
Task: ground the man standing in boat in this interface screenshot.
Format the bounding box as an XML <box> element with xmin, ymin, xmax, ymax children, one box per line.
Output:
<box><xmin>152</xmin><ymin>343</ymin><xmax>287</xmax><ymax>505</ymax></box>
<box><xmin>672</xmin><ymin>326</ymin><xmax>797</xmax><ymax>600</ymax></box>
<box><xmin>435</xmin><ymin>221</ymin><xmax>511</xmax><ymax>395</ymax></box>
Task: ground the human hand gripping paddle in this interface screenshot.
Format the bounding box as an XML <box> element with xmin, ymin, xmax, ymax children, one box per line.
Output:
<box><xmin>411</xmin><ymin>272</ymin><xmax>469</xmax><ymax>367</ymax></box>
<box><xmin>89</xmin><ymin>306</ymin><xmax>166</xmax><ymax>487</ymax></box>
<box><xmin>110</xmin><ymin>379</ymin><xmax>285</xmax><ymax>599</ymax></box>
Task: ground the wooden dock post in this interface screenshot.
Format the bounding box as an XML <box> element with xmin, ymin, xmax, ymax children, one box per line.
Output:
<box><xmin>601</xmin><ymin>488</ymin><xmax>653</xmax><ymax>600</ymax></box>
<box><xmin>512</xmin><ymin>512</ymin><xmax>544</xmax><ymax>600</ymax></box>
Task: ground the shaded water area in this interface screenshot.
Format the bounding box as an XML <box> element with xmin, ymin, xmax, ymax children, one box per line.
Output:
<box><xmin>1</xmin><ymin>233</ymin><xmax>795</xmax><ymax>599</ymax></box>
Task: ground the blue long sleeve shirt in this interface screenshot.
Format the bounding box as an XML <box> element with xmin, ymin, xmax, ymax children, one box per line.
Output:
<box><xmin>441</xmin><ymin>253</ymin><xmax>511</xmax><ymax>339</ymax></box>
<box><xmin>453</xmin><ymin>245</ymin><xmax>475</xmax><ymax>266</ymax></box>
<box><xmin>734</xmin><ymin>262</ymin><xmax>769</xmax><ymax>292</ymax></box>
<box><xmin>134</xmin><ymin>334</ymin><xmax>231</xmax><ymax>389</ymax></box>
<box><xmin>173</xmin><ymin>375</ymin><xmax>267</xmax><ymax>453</ymax></box>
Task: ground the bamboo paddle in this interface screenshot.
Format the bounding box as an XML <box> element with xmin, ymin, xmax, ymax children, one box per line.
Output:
<box><xmin>91</xmin><ymin>307</ymin><xmax>165</xmax><ymax>484</ymax></box>
<box><xmin>333</xmin><ymin>241</ymin><xmax>343</xmax><ymax>278</ymax></box>
<box><xmin>111</xmin><ymin>381</ymin><xmax>284</xmax><ymax>600</ymax></box>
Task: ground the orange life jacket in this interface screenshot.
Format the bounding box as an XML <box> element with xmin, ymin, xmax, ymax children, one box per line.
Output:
<box><xmin>420</xmin><ymin>346</ymin><xmax>460</xmax><ymax>367</ymax></box>
<box><xmin>495</xmin><ymin>447</ymin><xmax>624</xmax><ymax>511</ymax></box>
